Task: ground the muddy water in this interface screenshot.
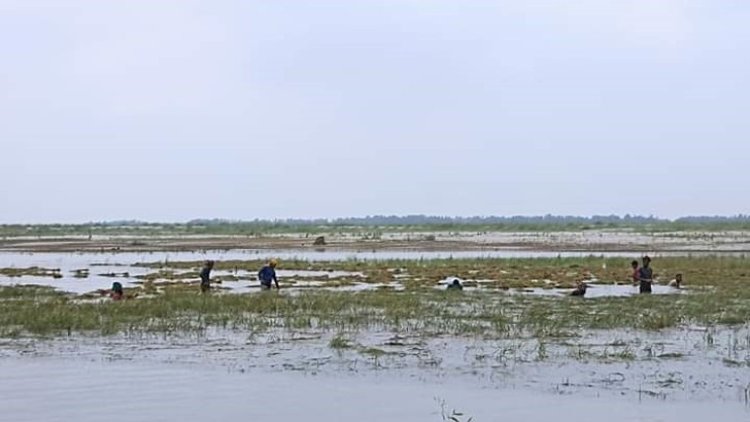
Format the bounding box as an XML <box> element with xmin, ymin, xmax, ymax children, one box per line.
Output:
<box><xmin>0</xmin><ymin>356</ymin><xmax>747</xmax><ymax>422</ymax></box>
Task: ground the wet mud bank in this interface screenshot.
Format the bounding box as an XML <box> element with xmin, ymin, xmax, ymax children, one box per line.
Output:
<box><xmin>2</xmin><ymin>230</ymin><xmax>750</xmax><ymax>254</ymax></box>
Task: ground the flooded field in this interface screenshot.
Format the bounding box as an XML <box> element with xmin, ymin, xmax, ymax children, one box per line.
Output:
<box><xmin>1</xmin><ymin>240</ymin><xmax>749</xmax><ymax>421</ymax></box>
<box><xmin>0</xmin><ymin>248</ymin><xmax>744</xmax><ymax>296</ymax></box>
<box><xmin>3</xmin><ymin>229</ymin><xmax>750</xmax><ymax>254</ymax></box>
<box><xmin>2</xmin><ymin>322</ymin><xmax>750</xmax><ymax>421</ymax></box>
<box><xmin>4</xmin><ymin>356</ymin><xmax>748</xmax><ymax>422</ymax></box>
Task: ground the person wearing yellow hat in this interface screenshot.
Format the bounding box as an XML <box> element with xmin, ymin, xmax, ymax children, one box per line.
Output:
<box><xmin>258</xmin><ymin>259</ymin><xmax>280</xmax><ymax>290</ymax></box>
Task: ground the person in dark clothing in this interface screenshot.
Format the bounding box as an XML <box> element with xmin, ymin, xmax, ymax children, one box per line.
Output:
<box><xmin>98</xmin><ymin>281</ymin><xmax>134</xmax><ymax>300</ymax></box>
<box><xmin>258</xmin><ymin>259</ymin><xmax>279</xmax><ymax>290</ymax></box>
<box><xmin>669</xmin><ymin>273</ymin><xmax>683</xmax><ymax>288</ymax></box>
<box><xmin>638</xmin><ymin>256</ymin><xmax>653</xmax><ymax>294</ymax></box>
<box><xmin>631</xmin><ymin>260</ymin><xmax>640</xmax><ymax>286</ymax></box>
<box><xmin>110</xmin><ymin>281</ymin><xmax>124</xmax><ymax>301</ymax></box>
<box><xmin>200</xmin><ymin>260</ymin><xmax>215</xmax><ymax>293</ymax></box>
<box><xmin>446</xmin><ymin>278</ymin><xmax>463</xmax><ymax>291</ymax></box>
<box><xmin>570</xmin><ymin>281</ymin><xmax>587</xmax><ymax>297</ymax></box>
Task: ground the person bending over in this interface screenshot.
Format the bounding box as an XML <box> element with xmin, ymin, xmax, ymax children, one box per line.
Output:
<box><xmin>258</xmin><ymin>259</ymin><xmax>280</xmax><ymax>290</ymax></box>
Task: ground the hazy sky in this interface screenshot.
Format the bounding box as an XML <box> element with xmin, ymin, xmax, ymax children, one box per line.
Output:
<box><xmin>1</xmin><ymin>1</ymin><xmax>748</xmax><ymax>223</ymax></box>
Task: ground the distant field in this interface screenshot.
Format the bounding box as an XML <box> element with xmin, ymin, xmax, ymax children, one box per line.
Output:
<box><xmin>2</xmin><ymin>217</ymin><xmax>750</xmax><ymax>238</ymax></box>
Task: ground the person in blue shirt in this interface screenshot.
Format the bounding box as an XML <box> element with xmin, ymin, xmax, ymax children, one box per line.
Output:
<box><xmin>258</xmin><ymin>259</ymin><xmax>280</xmax><ymax>290</ymax></box>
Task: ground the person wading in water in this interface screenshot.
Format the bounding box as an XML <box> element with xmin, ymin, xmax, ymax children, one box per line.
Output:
<box><xmin>570</xmin><ymin>280</ymin><xmax>588</xmax><ymax>297</ymax></box>
<box><xmin>638</xmin><ymin>256</ymin><xmax>654</xmax><ymax>294</ymax></box>
<box><xmin>258</xmin><ymin>259</ymin><xmax>280</xmax><ymax>290</ymax></box>
<box><xmin>200</xmin><ymin>260</ymin><xmax>215</xmax><ymax>293</ymax></box>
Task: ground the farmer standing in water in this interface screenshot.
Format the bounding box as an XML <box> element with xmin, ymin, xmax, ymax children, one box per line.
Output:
<box><xmin>258</xmin><ymin>259</ymin><xmax>280</xmax><ymax>290</ymax></box>
<box><xmin>200</xmin><ymin>260</ymin><xmax>215</xmax><ymax>293</ymax></box>
<box><xmin>638</xmin><ymin>256</ymin><xmax>654</xmax><ymax>294</ymax></box>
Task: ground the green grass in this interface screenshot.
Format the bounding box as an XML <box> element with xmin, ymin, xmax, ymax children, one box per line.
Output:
<box><xmin>1</xmin><ymin>279</ymin><xmax>750</xmax><ymax>338</ymax></box>
<box><xmin>0</xmin><ymin>285</ymin><xmax>66</xmax><ymax>299</ymax></box>
<box><xmin>136</xmin><ymin>255</ymin><xmax>750</xmax><ymax>290</ymax></box>
<box><xmin>0</xmin><ymin>267</ymin><xmax>62</xmax><ymax>278</ymax></box>
<box><xmin>2</xmin><ymin>255</ymin><xmax>749</xmax><ymax>338</ymax></box>
<box><xmin>329</xmin><ymin>334</ymin><xmax>352</xmax><ymax>349</ymax></box>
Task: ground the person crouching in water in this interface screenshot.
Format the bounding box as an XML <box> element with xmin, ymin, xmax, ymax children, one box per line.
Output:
<box><xmin>638</xmin><ymin>256</ymin><xmax>654</xmax><ymax>294</ymax></box>
<box><xmin>110</xmin><ymin>281</ymin><xmax>124</xmax><ymax>301</ymax></box>
<box><xmin>258</xmin><ymin>259</ymin><xmax>280</xmax><ymax>290</ymax></box>
<box><xmin>200</xmin><ymin>260</ymin><xmax>215</xmax><ymax>293</ymax></box>
<box><xmin>446</xmin><ymin>278</ymin><xmax>463</xmax><ymax>291</ymax></box>
<box><xmin>570</xmin><ymin>281</ymin><xmax>587</xmax><ymax>297</ymax></box>
<box><xmin>668</xmin><ymin>273</ymin><xmax>683</xmax><ymax>289</ymax></box>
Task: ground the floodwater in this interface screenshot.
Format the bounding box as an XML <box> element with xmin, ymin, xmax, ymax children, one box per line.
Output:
<box><xmin>0</xmin><ymin>249</ymin><xmax>736</xmax><ymax>295</ymax></box>
<box><xmin>2</xmin><ymin>245</ymin><xmax>749</xmax><ymax>420</ymax></box>
<box><xmin>0</xmin><ymin>248</ymin><xmax>744</xmax><ymax>269</ymax></box>
<box><xmin>436</xmin><ymin>277</ymin><xmax>682</xmax><ymax>297</ymax></box>
<box><xmin>2</xmin><ymin>325</ymin><xmax>750</xmax><ymax>422</ymax></box>
<box><xmin>517</xmin><ymin>283</ymin><xmax>683</xmax><ymax>298</ymax></box>
<box><xmin>0</xmin><ymin>357</ymin><xmax>743</xmax><ymax>422</ymax></box>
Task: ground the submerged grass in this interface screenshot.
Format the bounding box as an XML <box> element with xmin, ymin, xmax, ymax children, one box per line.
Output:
<box><xmin>0</xmin><ymin>267</ymin><xmax>62</xmax><ymax>278</ymax></box>
<box><xmin>1</xmin><ymin>279</ymin><xmax>750</xmax><ymax>338</ymax></box>
<box><xmin>2</xmin><ymin>256</ymin><xmax>748</xmax><ymax>338</ymax></box>
<box><xmin>135</xmin><ymin>255</ymin><xmax>750</xmax><ymax>289</ymax></box>
<box><xmin>329</xmin><ymin>334</ymin><xmax>352</xmax><ymax>349</ymax></box>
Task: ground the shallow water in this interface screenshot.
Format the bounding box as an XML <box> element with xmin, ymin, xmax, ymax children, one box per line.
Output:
<box><xmin>2</xmin><ymin>314</ymin><xmax>750</xmax><ymax>420</ymax></box>
<box><xmin>4</xmin><ymin>323</ymin><xmax>749</xmax><ymax>401</ymax></box>
<box><xmin>434</xmin><ymin>277</ymin><xmax>683</xmax><ymax>298</ymax></box>
<box><xmin>0</xmin><ymin>249</ymin><xmax>735</xmax><ymax>295</ymax></box>
<box><xmin>2</xmin><ymin>244</ymin><xmax>748</xmax><ymax>420</ymax></box>
<box><xmin>0</xmin><ymin>248</ymin><xmax>743</xmax><ymax>270</ymax></box>
<box><xmin>1</xmin><ymin>355</ymin><xmax>747</xmax><ymax>422</ymax></box>
<box><xmin>516</xmin><ymin>284</ymin><xmax>683</xmax><ymax>298</ymax></box>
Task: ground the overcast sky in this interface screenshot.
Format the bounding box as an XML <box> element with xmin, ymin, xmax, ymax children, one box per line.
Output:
<box><xmin>1</xmin><ymin>1</ymin><xmax>748</xmax><ymax>223</ymax></box>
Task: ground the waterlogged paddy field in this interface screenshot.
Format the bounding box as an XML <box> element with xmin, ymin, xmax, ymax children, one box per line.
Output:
<box><xmin>0</xmin><ymin>250</ymin><xmax>747</xmax><ymax>294</ymax></box>
<box><xmin>1</xmin><ymin>251</ymin><xmax>750</xmax><ymax>420</ymax></box>
<box><xmin>4</xmin><ymin>229</ymin><xmax>750</xmax><ymax>253</ymax></box>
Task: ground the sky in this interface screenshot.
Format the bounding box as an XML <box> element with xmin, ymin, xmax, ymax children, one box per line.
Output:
<box><xmin>1</xmin><ymin>0</ymin><xmax>748</xmax><ymax>223</ymax></box>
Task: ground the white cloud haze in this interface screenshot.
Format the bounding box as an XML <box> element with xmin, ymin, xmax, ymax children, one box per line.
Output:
<box><xmin>1</xmin><ymin>0</ymin><xmax>748</xmax><ymax>222</ymax></box>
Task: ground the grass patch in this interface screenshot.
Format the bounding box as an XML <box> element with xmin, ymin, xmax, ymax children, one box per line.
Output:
<box><xmin>329</xmin><ymin>334</ymin><xmax>352</xmax><ymax>349</ymax></box>
<box><xmin>135</xmin><ymin>255</ymin><xmax>750</xmax><ymax>290</ymax></box>
<box><xmin>0</xmin><ymin>285</ymin><xmax>67</xmax><ymax>299</ymax></box>
<box><xmin>2</xmin><ymin>256</ymin><xmax>750</xmax><ymax>339</ymax></box>
<box><xmin>0</xmin><ymin>285</ymin><xmax>749</xmax><ymax>338</ymax></box>
<box><xmin>0</xmin><ymin>267</ymin><xmax>62</xmax><ymax>278</ymax></box>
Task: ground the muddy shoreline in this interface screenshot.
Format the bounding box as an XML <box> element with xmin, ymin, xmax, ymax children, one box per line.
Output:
<box><xmin>2</xmin><ymin>230</ymin><xmax>749</xmax><ymax>253</ymax></box>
